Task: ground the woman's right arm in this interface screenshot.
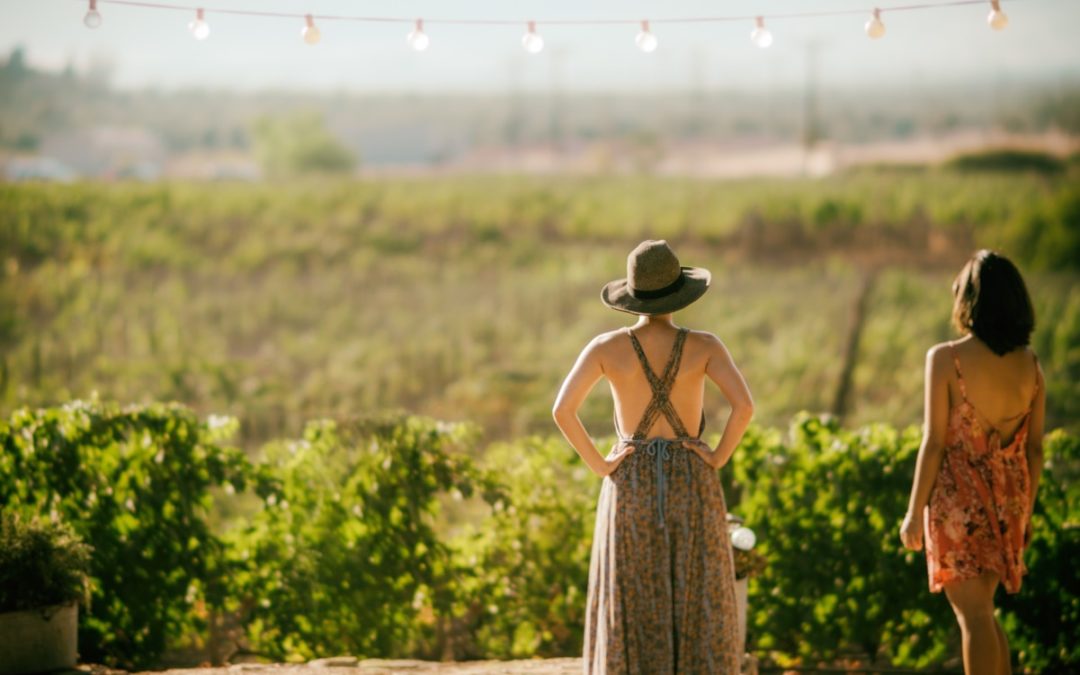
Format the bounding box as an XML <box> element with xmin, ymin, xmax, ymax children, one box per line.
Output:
<box><xmin>553</xmin><ymin>336</ymin><xmax>630</xmax><ymax>478</ymax></box>
<box><xmin>900</xmin><ymin>345</ymin><xmax>950</xmax><ymax>551</ymax></box>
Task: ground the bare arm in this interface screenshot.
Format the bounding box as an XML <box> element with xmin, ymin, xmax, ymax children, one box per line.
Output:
<box><xmin>900</xmin><ymin>346</ymin><xmax>950</xmax><ymax>551</ymax></box>
<box><xmin>1025</xmin><ymin>361</ymin><xmax>1046</xmax><ymax>525</ymax></box>
<box><xmin>695</xmin><ymin>334</ymin><xmax>754</xmax><ymax>470</ymax></box>
<box><xmin>552</xmin><ymin>337</ymin><xmax>630</xmax><ymax>478</ymax></box>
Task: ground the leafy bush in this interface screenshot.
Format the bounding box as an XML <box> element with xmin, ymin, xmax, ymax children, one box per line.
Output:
<box><xmin>451</xmin><ymin>435</ymin><xmax>598</xmax><ymax>659</ymax></box>
<box><xmin>999</xmin><ymin>430</ymin><xmax>1080</xmax><ymax>671</ymax></box>
<box><xmin>0</xmin><ymin>399</ymin><xmax>276</xmax><ymax>667</ymax></box>
<box><xmin>0</xmin><ymin>511</ymin><xmax>92</xmax><ymax>613</ymax></box>
<box><xmin>221</xmin><ymin>414</ymin><xmax>505</xmax><ymax>661</ymax></box>
<box><xmin>1</xmin><ymin>400</ymin><xmax>1075</xmax><ymax>670</ymax></box>
<box><xmin>730</xmin><ymin>414</ymin><xmax>1079</xmax><ymax>672</ymax></box>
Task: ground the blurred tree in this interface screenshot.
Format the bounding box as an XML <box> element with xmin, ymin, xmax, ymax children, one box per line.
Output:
<box><xmin>251</xmin><ymin>111</ymin><xmax>357</xmax><ymax>178</ymax></box>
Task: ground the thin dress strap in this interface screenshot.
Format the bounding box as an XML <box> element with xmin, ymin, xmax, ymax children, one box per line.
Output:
<box><xmin>951</xmin><ymin>345</ymin><xmax>969</xmax><ymax>402</ymax></box>
<box><xmin>626</xmin><ymin>327</ymin><xmax>692</xmax><ymax>440</ymax></box>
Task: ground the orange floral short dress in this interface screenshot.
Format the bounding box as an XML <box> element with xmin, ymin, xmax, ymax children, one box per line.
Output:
<box><xmin>923</xmin><ymin>347</ymin><xmax>1037</xmax><ymax>594</ymax></box>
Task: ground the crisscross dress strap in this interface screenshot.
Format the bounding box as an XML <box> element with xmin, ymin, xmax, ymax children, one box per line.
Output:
<box><xmin>627</xmin><ymin>327</ymin><xmax>692</xmax><ymax>440</ymax></box>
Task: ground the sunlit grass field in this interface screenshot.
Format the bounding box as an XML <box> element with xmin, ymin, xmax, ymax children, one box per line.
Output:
<box><xmin>2</xmin><ymin>170</ymin><xmax>1077</xmax><ymax>448</ymax></box>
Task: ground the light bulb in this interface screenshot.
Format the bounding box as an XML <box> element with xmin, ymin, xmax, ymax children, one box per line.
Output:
<box><xmin>302</xmin><ymin>14</ymin><xmax>321</xmax><ymax>45</ymax></box>
<box><xmin>189</xmin><ymin>8</ymin><xmax>210</xmax><ymax>41</ymax></box>
<box><xmin>731</xmin><ymin>526</ymin><xmax>757</xmax><ymax>551</ymax></box>
<box><xmin>751</xmin><ymin>17</ymin><xmax>773</xmax><ymax>49</ymax></box>
<box><xmin>865</xmin><ymin>9</ymin><xmax>886</xmax><ymax>39</ymax></box>
<box><xmin>635</xmin><ymin>20</ymin><xmax>658</xmax><ymax>53</ymax></box>
<box><xmin>83</xmin><ymin>0</ymin><xmax>102</xmax><ymax>29</ymax></box>
<box><xmin>407</xmin><ymin>19</ymin><xmax>430</xmax><ymax>51</ymax></box>
<box><xmin>522</xmin><ymin>21</ymin><xmax>544</xmax><ymax>54</ymax></box>
<box><xmin>987</xmin><ymin>1</ymin><xmax>1009</xmax><ymax>30</ymax></box>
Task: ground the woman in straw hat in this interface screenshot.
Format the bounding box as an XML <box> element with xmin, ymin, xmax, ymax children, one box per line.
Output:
<box><xmin>553</xmin><ymin>240</ymin><xmax>754</xmax><ymax>673</ymax></box>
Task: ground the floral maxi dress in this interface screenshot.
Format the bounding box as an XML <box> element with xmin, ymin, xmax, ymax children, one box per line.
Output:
<box><xmin>923</xmin><ymin>347</ymin><xmax>1037</xmax><ymax>594</ymax></box>
<box><xmin>583</xmin><ymin>327</ymin><xmax>740</xmax><ymax>674</ymax></box>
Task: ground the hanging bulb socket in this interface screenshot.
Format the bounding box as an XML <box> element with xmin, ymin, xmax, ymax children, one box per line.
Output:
<box><xmin>522</xmin><ymin>20</ymin><xmax>544</xmax><ymax>54</ymax></box>
<box><xmin>408</xmin><ymin>18</ymin><xmax>430</xmax><ymax>51</ymax></box>
<box><xmin>189</xmin><ymin>8</ymin><xmax>210</xmax><ymax>40</ymax></box>
<box><xmin>84</xmin><ymin>0</ymin><xmax>103</xmax><ymax>29</ymax></box>
<box><xmin>636</xmin><ymin>20</ymin><xmax>658</xmax><ymax>53</ymax></box>
<box><xmin>751</xmin><ymin>16</ymin><xmax>773</xmax><ymax>49</ymax></box>
<box><xmin>302</xmin><ymin>13</ymin><xmax>321</xmax><ymax>45</ymax></box>
<box><xmin>987</xmin><ymin>0</ymin><xmax>1009</xmax><ymax>31</ymax></box>
<box><xmin>865</xmin><ymin>8</ymin><xmax>886</xmax><ymax>39</ymax></box>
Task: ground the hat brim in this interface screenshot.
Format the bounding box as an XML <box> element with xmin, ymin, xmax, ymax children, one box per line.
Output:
<box><xmin>600</xmin><ymin>267</ymin><xmax>711</xmax><ymax>315</ymax></box>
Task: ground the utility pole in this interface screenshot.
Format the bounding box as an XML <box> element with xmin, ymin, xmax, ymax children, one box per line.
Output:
<box><xmin>801</xmin><ymin>40</ymin><xmax>823</xmax><ymax>175</ymax></box>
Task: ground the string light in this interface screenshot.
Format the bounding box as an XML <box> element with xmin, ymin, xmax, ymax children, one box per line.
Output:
<box><xmin>83</xmin><ymin>0</ymin><xmax>102</xmax><ymax>29</ymax></box>
<box><xmin>407</xmin><ymin>18</ymin><xmax>430</xmax><ymax>51</ymax></box>
<box><xmin>188</xmin><ymin>7</ymin><xmax>209</xmax><ymax>40</ymax></box>
<box><xmin>635</xmin><ymin>20</ymin><xmax>658</xmax><ymax>53</ymax></box>
<box><xmin>865</xmin><ymin>8</ymin><xmax>886</xmax><ymax>38</ymax></box>
<box><xmin>302</xmin><ymin>13</ymin><xmax>321</xmax><ymax>45</ymax></box>
<box><xmin>522</xmin><ymin>21</ymin><xmax>544</xmax><ymax>54</ymax></box>
<box><xmin>751</xmin><ymin>16</ymin><xmax>773</xmax><ymax>49</ymax></box>
<box><xmin>987</xmin><ymin>0</ymin><xmax>1009</xmax><ymax>30</ymax></box>
<box><xmin>77</xmin><ymin>0</ymin><xmax>1017</xmax><ymax>48</ymax></box>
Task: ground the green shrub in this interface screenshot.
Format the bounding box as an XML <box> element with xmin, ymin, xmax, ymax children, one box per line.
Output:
<box><xmin>999</xmin><ymin>430</ymin><xmax>1080</xmax><ymax>671</ymax></box>
<box><xmin>452</xmin><ymin>435</ymin><xmax>599</xmax><ymax>659</ymax></box>
<box><xmin>0</xmin><ymin>511</ymin><xmax>92</xmax><ymax>613</ymax></box>
<box><xmin>221</xmin><ymin>413</ymin><xmax>505</xmax><ymax>662</ymax></box>
<box><xmin>0</xmin><ymin>399</ymin><xmax>275</xmax><ymax>668</ymax></box>
<box><xmin>730</xmin><ymin>414</ymin><xmax>1079</xmax><ymax>672</ymax></box>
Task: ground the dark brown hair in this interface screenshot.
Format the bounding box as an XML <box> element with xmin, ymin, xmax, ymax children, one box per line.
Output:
<box><xmin>951</xmin><ymin>250</ymin><xmax>1035</xmax><ymax>356</ymax></box>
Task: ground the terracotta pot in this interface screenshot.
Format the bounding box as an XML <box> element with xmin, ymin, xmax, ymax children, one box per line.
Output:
<box><xmin>0</xmin><ymin>600</ymin><xmax>78</xmax><ymax>675</ymax></box>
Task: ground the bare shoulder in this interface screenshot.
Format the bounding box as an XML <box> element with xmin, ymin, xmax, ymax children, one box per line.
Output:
<box><xmin>925</xmin><ymin>341</ymin><xmax>957</xmax><ymax>374</ymax></box>
<box><xmin>684</xmin><ymin>328</ymin><xmax>727</xmax><ymax>351</ymax></box>
<box><xmin>581</xmin><ymin>328</ymin><xmax>629</xmax><ymax>358</ymax></box>
<box><xmin>683</xmin><ymin>328</ymin><xmax>735</xmax><ymax>364</ymax></box>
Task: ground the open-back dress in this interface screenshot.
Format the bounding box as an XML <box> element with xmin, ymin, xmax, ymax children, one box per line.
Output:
<box><xmin>923</xmin><ymin>345</ymin><xmax>1038</xmax><ymax>594</ymax></box>
<box><xmin>583</xmin><ymin>327</ymin><xmax>740</xmax><ymax>674</ymax></box>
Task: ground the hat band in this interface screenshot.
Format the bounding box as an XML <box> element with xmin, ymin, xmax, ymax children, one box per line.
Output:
<box><xmin>629</xmin><ymin>273</ymin><xmax>685</xmax><ymax>300</ymax></box>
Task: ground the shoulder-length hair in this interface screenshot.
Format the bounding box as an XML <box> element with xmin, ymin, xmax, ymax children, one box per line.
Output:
<box><xmin>951</xmin><ymin>250</ymin><xmax>1035</xmax><ymax>356</ymax></box>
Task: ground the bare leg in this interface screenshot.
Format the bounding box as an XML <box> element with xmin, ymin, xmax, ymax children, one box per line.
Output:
<box><xmin>993</xmin><ymin>618</ymin><xmax>1012</xmax><ymax>675</ymax></box>
<box><xmin>944</xmin><ymin>572</ymin><xmax>1005</xmax><ymax>675</ymax></box>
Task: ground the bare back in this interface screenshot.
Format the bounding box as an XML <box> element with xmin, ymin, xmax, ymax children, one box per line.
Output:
<box><xmin>595</xmin><ymin>324</ymin><xmax>713</xmax><ymax>439</ymax></box>
<box><xmin>948</xmin><ymin>335</ymin><xmax>1041</xmax><ymax>444</ymax></box>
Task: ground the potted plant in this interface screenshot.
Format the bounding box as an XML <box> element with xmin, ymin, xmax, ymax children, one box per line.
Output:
<box><xmin>0</xmin><ymin>511</ymin><xmax>92</xmax><ymax>675</ymax></box>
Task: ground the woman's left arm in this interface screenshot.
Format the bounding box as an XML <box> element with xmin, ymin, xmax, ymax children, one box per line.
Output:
<box><xmin>1025</xmin><ymin>361</ymin><xmax>1046</xmax><ymax>529</ymax></box>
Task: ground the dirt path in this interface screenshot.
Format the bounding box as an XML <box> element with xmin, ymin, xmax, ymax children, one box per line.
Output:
<box><xmin>76</xmin><ymin>658</ymin><xmax>583</xmax><ymax>675</ymax></box>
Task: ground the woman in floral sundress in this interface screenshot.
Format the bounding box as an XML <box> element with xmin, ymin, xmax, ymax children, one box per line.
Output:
<box><xmin>900</xmin><ymin>250</ymin><xmax>1045</xmax><ymax>675</ymax></box>
<box><xmin>553</xmin><ymin>240</ymin><xmax>754</xmax><ymax>674</ymax></box>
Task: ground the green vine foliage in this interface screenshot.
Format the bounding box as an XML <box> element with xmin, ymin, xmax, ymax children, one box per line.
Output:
<box><xmin>999</xmin><ymin>430</ymin><xmax>1080</xmax><ymax>671</ymax></box>
<box><xmin>221</xmin><ymin>414</ymin><xmax>506</xmax><ymax>662</ymax></box>
<box><xmin>0</xmin><ymin>399</ymin><xmax>276</xmax><ymax>668</ymax></box>
<box><xmin>730</xmin><ymin>414</ymin><xmax>1079</xmax><ymax>671</ymax></box>
<box><xmin>1</xmin><ymin>401</ymin><xmax>1076</xmax><ymax>670</ymax></box>
<box><xmin>450</xmin><ymin>435</ymin><xmax>599</xmax><ymax>659</ymax></box>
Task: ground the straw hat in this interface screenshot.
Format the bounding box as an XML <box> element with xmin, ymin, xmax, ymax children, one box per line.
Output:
<box><xmin>600</xmin><ymin>240</ymin><xmax>711</xmax><ymax>315</ymax></box>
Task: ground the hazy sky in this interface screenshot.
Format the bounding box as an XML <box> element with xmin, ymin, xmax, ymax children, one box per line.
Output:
<box><xmin>2</xmin><ymin>0</ymin><xmax>1079</xmax><ymax>92</ymax></box>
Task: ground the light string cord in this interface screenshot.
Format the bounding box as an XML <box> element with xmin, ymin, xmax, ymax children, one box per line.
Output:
<box><xmin>78</xmin><ymin>0</ymin><xmax>1020</xmax><ymax>26</ymax></box>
